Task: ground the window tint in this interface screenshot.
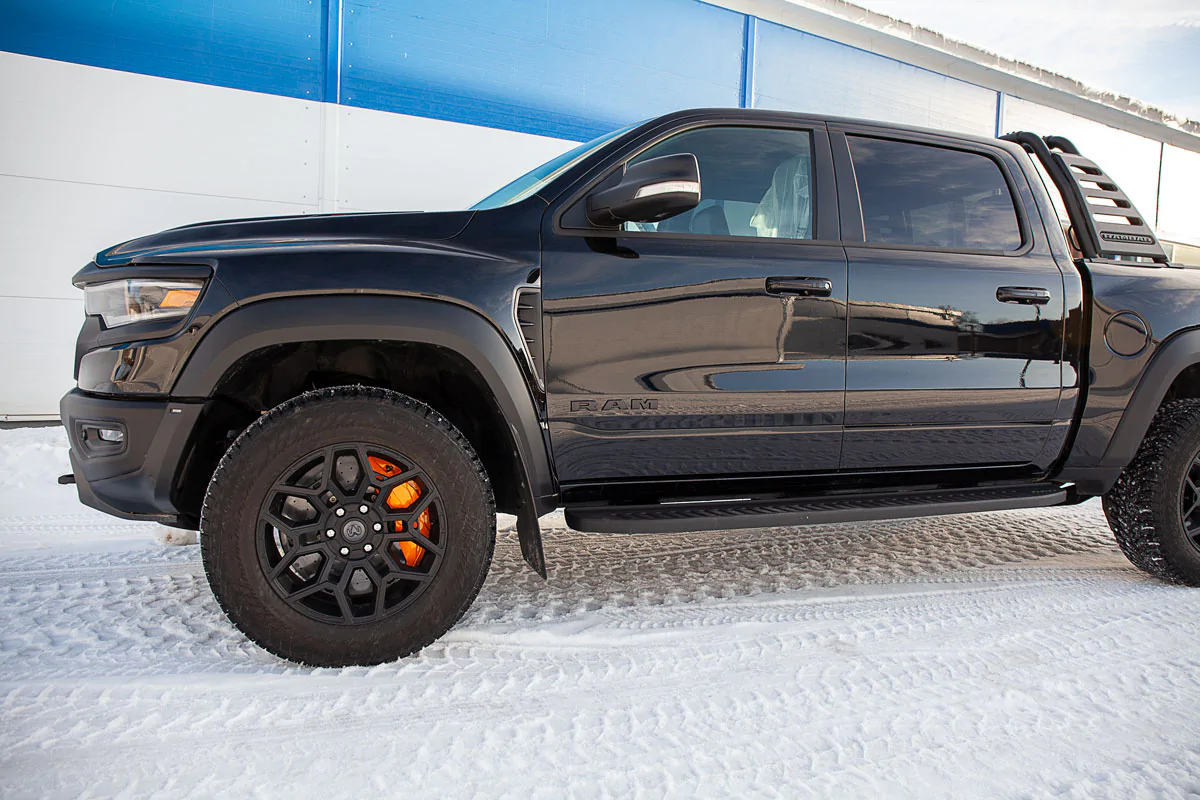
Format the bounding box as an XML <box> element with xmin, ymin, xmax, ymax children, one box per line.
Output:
<box><xmin>849</xmin><ymin>137</ymin><xmax>1022</xmax><ymax>251</ymax></box>
<box><xmin>623</xmin><ymin>127</ymin><xmax>814</xmax><ymax>240</ymax></box>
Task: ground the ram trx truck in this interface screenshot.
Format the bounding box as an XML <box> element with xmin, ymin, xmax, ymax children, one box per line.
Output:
<box><xmin>61</xmin><ymin>109</ymin><xmax>1200</xmax><ymax>666</ymax></box>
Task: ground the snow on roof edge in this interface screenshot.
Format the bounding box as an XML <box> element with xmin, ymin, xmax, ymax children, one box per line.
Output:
<box><xmin>706</xmin><ymin>0</ymin><xmax>1200</xmax><ymax>148</ymax></box>
<box><xmin>807</xmin><ymin>0</ymin><xmax>1200</xmax><ymax>131</ymax></box>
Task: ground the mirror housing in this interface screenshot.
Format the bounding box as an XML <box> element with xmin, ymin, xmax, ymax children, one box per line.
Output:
<box><xmin>586</xmin><ymin>154</ymin><xmax>701</xmax><ymax>226</ymax></box>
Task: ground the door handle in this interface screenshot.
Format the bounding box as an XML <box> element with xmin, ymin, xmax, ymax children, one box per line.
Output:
<box><xmin>766</xmin><ymin>277</ymin><xmax>833</xmax><ymax>297</ymax></box>
<box><xmin>996</xmin><ymin>286</ymin><xmax>1051</xmax><ymax>305</ymax></box>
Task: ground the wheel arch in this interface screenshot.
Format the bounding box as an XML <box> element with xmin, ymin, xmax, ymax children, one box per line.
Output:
<box><xmin>1100</xmin><ymin>327</ymin><xmax>1200</xmax><ymax>475</ymax></box>
<box><xmin>171</xmin><ymin>295</ymin><xmax>555</xmax><ymax>574</ymax></box>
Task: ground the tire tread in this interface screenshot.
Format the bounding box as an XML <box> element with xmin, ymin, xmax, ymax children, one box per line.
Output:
<box><xmin>1104</xmin><ymin>399</ymin><xmax>1200</xmax><ymax>586</ymax></box>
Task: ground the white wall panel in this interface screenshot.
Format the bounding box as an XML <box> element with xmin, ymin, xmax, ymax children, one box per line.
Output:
<box><xmin>0</xmin><ymin>297</ymin><xmax>83</xmax><ymax>419</ymax></box>
<box><xmin>1001</xmin><ymin>96</ymin><xmax>1163</xmax><ymax>228</ymax></box>
<box><xmin>0</xmin><ymin>52</ymin><xmax>323</xmax><ymax>206</ymax></box>
<box><xmin>1157</xmin><ymin>145</ymin><xmax>1200</xmax><ymax>248</ymax></box>
<box><xmin>0</xmin><ymin>54</ymin><xmax>578</xmax><ymax>416</ymax></box>
<box><xmin>0</xmin><ymin>174</ymin><xmax>317</xmax><ymax>302</ymax></box>
<box><xmin>335</xmin><ymin>107</ymin><xmax>575</xmax><ymax>212</ymax></box>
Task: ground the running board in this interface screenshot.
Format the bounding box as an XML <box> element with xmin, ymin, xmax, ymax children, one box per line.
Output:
<box><xmin>564</xmin><ymin>484</ymin><xmax>1068</xmax><ymax>534</ymax></box>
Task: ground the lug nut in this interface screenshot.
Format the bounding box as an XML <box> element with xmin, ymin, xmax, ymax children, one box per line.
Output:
<box><xmin>340</xmin><ymin>547</ymin><xmax>350</xmax><ymax>556</ymax></box>
<box><xmin>359</xmin><ymin>504</ymin><xmax>368</xmax><ymax>513</ymax></box>
<box><xmin>335</xmin><ymin>508</ymin><xmax>345</xmax><ymax>517</ymax></box>
<box><xmin>373</xmin><ymin>522</ymin><xmax>382</xmax><ymax>532</ymax></box>
<box><xmin>364</xmin><ymin>543</ymin><xmax>373</xmax><ymax>552</ymax></box>
<box><xmin>326</xmin><ymin>529</ymin><xmax>335</xmax><ymax>538</ymax></box>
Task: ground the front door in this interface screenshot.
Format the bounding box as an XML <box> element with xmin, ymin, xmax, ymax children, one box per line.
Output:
<box><xmin>541</xmin><ymin>122</ymin><xmax>849</xmax><ymax>485</ymax></box>
<box><xmin>833</xmin><ymin>128</ymin><xmax>1068</xmax><ymax>471</ymax></box>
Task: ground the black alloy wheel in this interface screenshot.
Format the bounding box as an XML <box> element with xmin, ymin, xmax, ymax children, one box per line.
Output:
<box><xmin>258</xmin><ymin>443</ymin><xmax>444</xmax><ymax>624</ymax></box>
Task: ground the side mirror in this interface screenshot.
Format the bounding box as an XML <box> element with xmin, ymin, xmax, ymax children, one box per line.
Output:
<box><xmin>586</xmin><ymin>154</ymin><xmax>701</xmax><ymax>226</ymax></box>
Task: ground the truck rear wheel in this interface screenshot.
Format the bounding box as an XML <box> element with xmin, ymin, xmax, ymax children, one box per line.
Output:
<box><xmin>1104</xmin><ymin>399</ymin><xmax>1200</xmax><ymax>586</ymax></box>
<box><xmin>201</xmin><ymin>386</ymin><xmax>495</xmax><ymax>666</ymax></box>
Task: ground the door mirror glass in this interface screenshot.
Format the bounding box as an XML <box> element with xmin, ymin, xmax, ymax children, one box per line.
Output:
<box><xmin>586</xmin><ymin>154</ymin><xmax>701</xmax><ymax>226</ymax></box>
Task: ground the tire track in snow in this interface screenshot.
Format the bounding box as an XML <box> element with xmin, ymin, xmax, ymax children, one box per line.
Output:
<box><xmin>3</xmin><ymin>568</ymin><xmax>1199</xmax><ymax>798</ymax></box>
<box><xmin>2</xmin><ymin>497</ymin><xmax>1200</xmax><ymax>797</ymax></box>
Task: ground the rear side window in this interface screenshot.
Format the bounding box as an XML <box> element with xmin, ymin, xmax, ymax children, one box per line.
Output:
<box><xmin>849</xmin><ymin>137</ymin><xmax>1022</xmax><ymax>252</ymax></box>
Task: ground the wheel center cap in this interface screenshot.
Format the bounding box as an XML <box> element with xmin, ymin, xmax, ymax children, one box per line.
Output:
<box><xmin>341</xmin><ymin>518</ymin><xmax>368</xmax><ymax>543</ymax></box>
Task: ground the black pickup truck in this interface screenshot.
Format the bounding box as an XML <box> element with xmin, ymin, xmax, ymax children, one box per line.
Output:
<box><xmin>61</xmin><ymin>109</ymin><xmax>1200</xmax><ymax>666</ymax></box>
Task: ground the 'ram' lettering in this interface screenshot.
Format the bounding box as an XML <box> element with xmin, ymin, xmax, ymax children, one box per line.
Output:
<box><xmin>569</xmin><ymin>398</ymin><xmax>659</xmax><ymax>413</ymax></box>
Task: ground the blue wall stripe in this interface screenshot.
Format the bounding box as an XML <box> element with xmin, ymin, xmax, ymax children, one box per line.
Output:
<box><xmin>0</xmin><ymin>0</ymin><xmax>325</xmax><ymax>101</ymax></box>
<box><xmin>1</xmin><ymin>0</ymin><xmax>1007</xmax><ymax>142</ymax></box>
<box><xmin>752</xmin><ymin>19</ymin><xmax>999</xmax><ymax>135</ymax></box>
<box><xmin>339</xmin><ymin>0</ymin><xmax>745</xmax><ymax>141</ymax></box>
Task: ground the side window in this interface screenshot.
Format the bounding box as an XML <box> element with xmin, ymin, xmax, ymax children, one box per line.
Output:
<box><xmin>622</xmin><ymin>127</ymin><xmax>815</xmax><ymax>240</ymax></box>
<box><xmin>848</xmin><ymin>137</ymin><xmax>1022</xmax><ymax>252</ymax></box>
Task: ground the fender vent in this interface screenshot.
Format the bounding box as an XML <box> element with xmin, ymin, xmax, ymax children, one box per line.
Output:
<box><xmin>515</xmin><ymin>288</ymin><xmax>544</xmax><ymax>389</ymax></box>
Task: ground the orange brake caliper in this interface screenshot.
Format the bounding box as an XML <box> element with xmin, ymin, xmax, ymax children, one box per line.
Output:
<box><xmin>370</xmin><ymin>456</ymin><xmax>427</xmax><ymax>567</ymax></box>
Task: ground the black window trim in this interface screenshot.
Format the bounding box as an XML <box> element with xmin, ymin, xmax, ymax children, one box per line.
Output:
<box><xmin>549</xmin><ymin>118</ymin><xmax>841</xmax><ymax>246</ymax></box>
<box><xmin>830</xmin><ymin>124</ymin><xmax>1035</xmax><ymax>258</ymax></box>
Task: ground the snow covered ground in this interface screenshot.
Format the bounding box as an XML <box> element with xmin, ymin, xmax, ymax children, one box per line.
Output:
<box><xmin>2</xmin><ymin>427</ymin><xmax>1199</xmax><ymax>798</ymax></box>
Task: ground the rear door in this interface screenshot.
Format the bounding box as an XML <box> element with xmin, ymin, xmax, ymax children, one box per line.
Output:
<box><xmin>832</xmin><ymin>127</ymin><xmax>1069</xmax><ymax>471</ymax></box>
<box><xmin>540</xmin><ymin>121</ymin><xmax>849</xmax><ymax>485</ymax></box>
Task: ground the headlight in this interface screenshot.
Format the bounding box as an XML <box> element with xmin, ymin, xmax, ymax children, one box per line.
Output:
<box><xmin>84</xmin><ymin>279</ymin><xmax>204</xmax><ymax>328</ymax></box>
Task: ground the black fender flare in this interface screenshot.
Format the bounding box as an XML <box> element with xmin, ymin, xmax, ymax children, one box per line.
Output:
<box><xmin>1100</xmin><ymin>328</ymin><xmax>1200</xmax><ymax>474</ymax></box>
<box><xmin>172</xmin><ymin>295</ymin><xmax>553</xmax><ymax>576</ymax></box>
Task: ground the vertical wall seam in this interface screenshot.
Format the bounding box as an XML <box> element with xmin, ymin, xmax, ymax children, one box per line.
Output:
<box><xmin>322</xmin><ymin>0</ymin><xmax>343</xmax><ymax>104</ymax></box>
<box><xmin>740</xmin><ymin>16</ymin><xmax>757</xmax><ymax>109</ymax></box>
<box><xmin>1154</xmin><ymin>141</ymin><xmax>1164</xmax><ymax>230</ymax></box>
<box><xmin>317</xmin><ymin>0</ymin><xmax>344</xmax><ymax>213</ymax></box>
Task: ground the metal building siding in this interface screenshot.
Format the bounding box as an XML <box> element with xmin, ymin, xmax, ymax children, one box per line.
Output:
<box><xmin>339</xmin><ymin>0</ymin><xmax>746</xmax><ymax>140</ymax></box>
<box><xmin>0</xmin><ymin>0</ymin><xmax>325</xmax><ymax>100</ymax></box>
<box><xmin>751</xmin><ymin>19</ymin><xmax>998</xmax><ymax>137</ymax></box>
<box><xmin>1157</xmin><ymin>144</ymin><xmax>1200</xmax><ymax>247</ymax></box>
<box><xmin>1001</xmin><ymin>95</ymin><xmax>1163</xmax><ymax>227</ymax></box>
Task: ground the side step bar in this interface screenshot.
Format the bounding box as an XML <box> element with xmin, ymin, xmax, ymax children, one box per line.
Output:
<box><xmin>564</xmin><ymin>484</ymin><xmax>1069</xmax><ymax>534</ymax></box>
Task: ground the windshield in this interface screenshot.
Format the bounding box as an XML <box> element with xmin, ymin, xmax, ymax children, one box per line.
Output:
<box><xmin>471</xmin><ymin>123</ymin><xmax>637</xmax><ymax>210</ymax></box>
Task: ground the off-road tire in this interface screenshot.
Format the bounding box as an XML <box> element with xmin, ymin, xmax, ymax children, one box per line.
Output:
<box><xmin>1103</xmin><ymin>399</ymin><xmax>1200</xmax><ymax>585</ymax></box>
<box><xmin>201</xmin><ymin>386</ymin><xmax>495</xmax><ymax>666</ymax></box>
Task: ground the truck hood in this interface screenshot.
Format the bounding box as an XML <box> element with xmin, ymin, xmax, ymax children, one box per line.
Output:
<box><xmin>95</xmin><ymin>209</ymin><xmax>476</xmax><ymax>266</ymax></box>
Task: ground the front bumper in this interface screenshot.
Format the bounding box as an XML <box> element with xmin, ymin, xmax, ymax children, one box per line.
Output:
<box><xmin>60</xmin><ymin>389</ymin><xmax>203</xmax><ymax>527</ymax></box>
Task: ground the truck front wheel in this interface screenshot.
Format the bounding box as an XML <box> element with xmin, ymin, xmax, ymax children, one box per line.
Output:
<box><xmin>1104</xmin><ymin>399</ymin><xmax>1200</xmax><ymax>585</ymax></box>
<box><xmin>201</xmin><ymin>386</ymin><xmax>495</xmax><ymax>666</ymax></box>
